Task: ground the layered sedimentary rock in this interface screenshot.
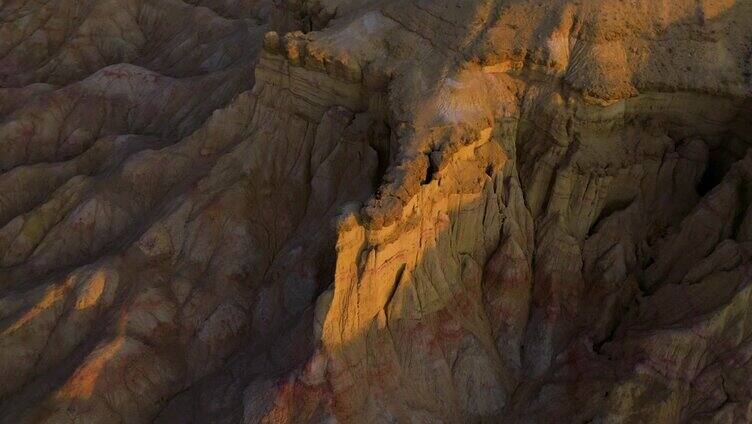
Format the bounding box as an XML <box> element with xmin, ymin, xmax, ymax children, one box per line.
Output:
<box><xmin>1</xmin><ymin>0</ymin><xmax>751</xmax><ymax>422</ymax></box>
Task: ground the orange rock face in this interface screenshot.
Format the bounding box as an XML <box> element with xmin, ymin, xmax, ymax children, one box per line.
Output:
<box><xmin>1</xmin><ymin>0</ymin><xmax>751</xmax><ymax>422</ymax></box>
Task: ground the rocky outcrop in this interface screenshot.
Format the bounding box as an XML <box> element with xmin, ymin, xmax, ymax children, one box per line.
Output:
<box><xmin>1</xmin><ymin>0</ymin><xmax>751</xmax><ymax>423</ymax></box>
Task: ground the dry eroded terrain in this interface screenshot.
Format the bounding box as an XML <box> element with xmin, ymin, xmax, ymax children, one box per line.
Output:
<box><xmin>1</xmin><ymin>0</ymin><xmax>751</xmax><ymax>422</ymax></box>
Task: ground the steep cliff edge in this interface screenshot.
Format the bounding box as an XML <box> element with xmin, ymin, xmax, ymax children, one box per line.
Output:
<box><xmin>1</xmin><ymin>0</ymin><xmax>751</xmax><ymax>423</ymax></box>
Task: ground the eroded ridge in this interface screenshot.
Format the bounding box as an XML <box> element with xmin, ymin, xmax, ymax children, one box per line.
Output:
<box><xmin>1</xmin><ymin>0</ymin><xmax>751</xmax><ymax>423</ymax></box>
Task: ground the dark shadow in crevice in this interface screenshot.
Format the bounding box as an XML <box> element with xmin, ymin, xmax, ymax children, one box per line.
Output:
<box><xmin>587</xmin><ymin>197</ymin><xmax>636</xmax><ymax>238</ymax></box>
<box><xmin>698</xmin><ymin>144</ymin><xmax>741</xmax><ymax>196</ymax></box>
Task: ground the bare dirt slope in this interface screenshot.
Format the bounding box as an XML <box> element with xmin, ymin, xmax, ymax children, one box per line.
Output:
<box><xmin>1</xmin><ymin>0</ymin><xmax>751</xmax><ymax>422</ymax></box>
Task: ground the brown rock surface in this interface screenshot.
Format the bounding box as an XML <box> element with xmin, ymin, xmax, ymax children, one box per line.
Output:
<box><xmin>1</xmin><ymin>0</ymin><xmax>751</xmax><ymax>422</ymax></box>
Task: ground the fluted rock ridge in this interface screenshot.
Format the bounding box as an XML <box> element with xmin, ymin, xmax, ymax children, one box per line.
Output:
<box><xmin>1</xmin><ymin>0</ymin><xmax>751</xmax><ymax>422</ymax></box>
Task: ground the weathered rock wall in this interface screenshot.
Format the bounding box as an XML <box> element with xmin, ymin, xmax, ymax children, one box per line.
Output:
<box><xmin>0</xmin><ymin>0</ymin><xmax>751</xmax><ymax>423</ymax></box>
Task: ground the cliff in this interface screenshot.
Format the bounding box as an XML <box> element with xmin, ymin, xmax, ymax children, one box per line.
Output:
<box><xmin>0</xmin><ymin>0</ymin><xmax>751</xmax><ymax>422</ymax></box>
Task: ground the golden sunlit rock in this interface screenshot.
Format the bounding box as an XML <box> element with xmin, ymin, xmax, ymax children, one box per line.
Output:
<box><xmin>0</xmin><ymin>0</ymin><xmax>751</xmax><ymax>422</ymax></box>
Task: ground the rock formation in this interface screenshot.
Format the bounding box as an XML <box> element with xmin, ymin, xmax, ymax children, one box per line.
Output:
<box><xmin>0</xmin><ymin>0</ymin><xmax>751</xmax><ymax>422</ymax></box>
